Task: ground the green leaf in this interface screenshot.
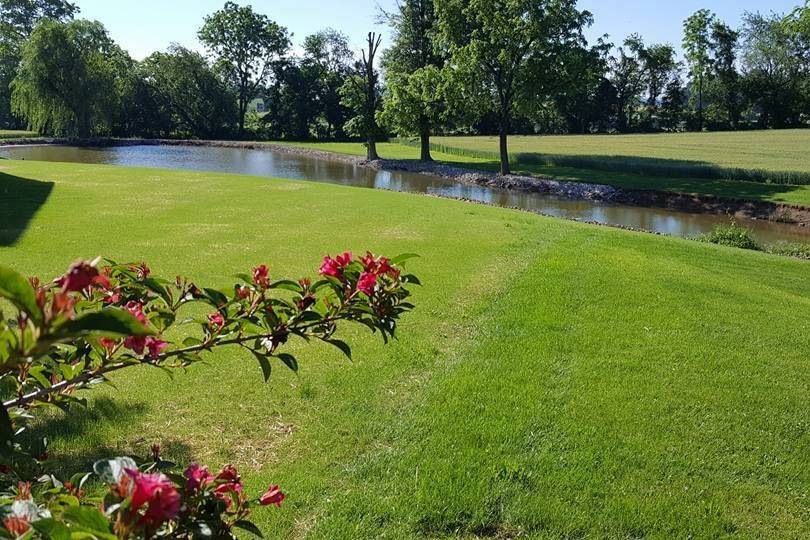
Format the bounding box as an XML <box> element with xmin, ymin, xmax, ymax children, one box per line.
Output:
<box><xmin>0</xmin><ymin>265</ymin><xmax>43</xmax><ymax>324</ymax></box>
<box><xmin>0</xmin><ymin>406</ymin><xmax>13</xmax><ymax>447</ymax></box>
<box><xmin>32</xmin><ymin>519</ymin><xmax>71</xmax><ymax>540</ymax></box>
<box><xmin>251</xmin><ymin>351</ymin><xmax>272</xmax><ymax>382</ymax></box>
<box><xmin>62</xmin><ymin>506</ymin><xmax>115</xmax><ymax>537</ymax></box>
<box><xmin>402</xmin><ymin>274</ymin><xmax>422</xmax><ymax>286</ymax></box>
<box><xmin>326</xmin><ymin>339</ymin><xmax>352</xmax><ymax>359</ymax></box>
<box><xmin>203</xmin><ymin>288</ymin><xmax>229</xmax><ymax>308</ymax></box>
<box><xmin>54</xmin><ymin>310</ymin><xmax>153</xmax><ymax>338</ymax></box>
<box><xmin>391</xmin><ymin>253</ymin><xmax>420</xmax><ymax>264</ymax></box>
<box><xmin>233</xmin><ymin>520</ymin><xmax>265</xmax><ymax>538</ymax></box>
<box><xmin>277</xmin><ymin>353</ymin><xmax>298</xmax><ymax>372</ymax></box>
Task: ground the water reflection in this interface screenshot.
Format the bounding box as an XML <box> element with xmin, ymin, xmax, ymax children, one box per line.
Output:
<box><xmin>1</xmin><ymin>144</ymin><xmax>807</xmax><ymax>244</ymax></box>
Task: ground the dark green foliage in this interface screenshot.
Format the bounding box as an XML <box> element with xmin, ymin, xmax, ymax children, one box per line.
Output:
<box><xmin>11</xmin><ymin>19</ymin><xmax>123</xmax><ymax>137</ymax></box>
<box><xmin>140</xmin><ymin>45</ymin><xmax>237</xmax><ymax>139</ymax></box>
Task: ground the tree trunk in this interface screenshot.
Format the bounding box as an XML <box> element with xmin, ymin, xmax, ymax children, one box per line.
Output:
<box><xmin>367</xmin><ymin>137</ymin><xmax>379</xmax><ymax>161</ymax></box>
<box><xmin>419</xmin><ymin>126</ymin><xmax>432</xmax><ymax>162</ymax></box>
<box><xmin>498</xmin><ymin>117</ymin><xmax>510</xmax><ymax>176</ymax></box>
<box><xmin>697</xmin><ymin>75</ymin><xmax>704</xmax><ymax>132</ymax></box>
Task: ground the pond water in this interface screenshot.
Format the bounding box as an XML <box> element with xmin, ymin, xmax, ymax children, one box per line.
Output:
<box><xmin>1</xmin><ymin>143</ymin><xmax>807</xmax><ymax>244</ymax></box>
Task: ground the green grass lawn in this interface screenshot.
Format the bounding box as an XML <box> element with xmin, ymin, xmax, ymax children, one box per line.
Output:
<box><xmin>0</xmin><ymin>129</ymin><xmax>40</xmax><ymax>139</ymax></box>
<box><xmin>3</xmin><ymin>159</ymin><xmax>810</xmax><ymax>538</ymax></box>
<box><xmin>433</xmin><ymin>130</ymin><xmax>810</xmax><ymax>174</ymax></box>
<box><xmin>283</xmin><ymin>140</ymin><xmax>810</xmax><ymax>207</ymax></box>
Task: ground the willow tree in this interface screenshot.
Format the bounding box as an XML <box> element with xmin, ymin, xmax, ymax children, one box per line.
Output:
<box><xmin>435</xmin><ymin>0</ymin><xmax>592</xmax><ymax>175</ymax></box>
<box><xmin>11</xmin><ymin>19</ymin><xmax>121</xmax><ymax>137</ymax></box>
<box><xmin>0</xmin><ymin>0</ymin><xmax>78</xmax><ymax>127</ymax></box>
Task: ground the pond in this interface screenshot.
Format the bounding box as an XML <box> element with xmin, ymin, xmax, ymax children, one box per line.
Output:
<box><xmin>1</xmin><ymin>143</ymin><xmax>807</xmax><ymax>244</ymax></box>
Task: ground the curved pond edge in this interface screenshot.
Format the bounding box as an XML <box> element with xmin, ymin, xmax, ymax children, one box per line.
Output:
<box><xmin>2</xmin><ymin>136</ymin><xmax>810</xmax><ymax>232</ymax></box>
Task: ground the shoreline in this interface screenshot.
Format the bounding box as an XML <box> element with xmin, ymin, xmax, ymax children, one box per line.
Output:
<box><xmin>2</xmin><ymin>136</ymin><xmax>810</xmax><ymax>228</ymax></box>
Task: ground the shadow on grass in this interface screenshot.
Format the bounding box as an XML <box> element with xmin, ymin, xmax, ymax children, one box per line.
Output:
<box><xmin>0</xmin><ymin>171</ymin><xmax>54</xmax><ymax>246</ymax></box>
<box><xmin>26</xmin><ymin>397</ymin><xmax>192</xmax><ymax>477</ymax></box>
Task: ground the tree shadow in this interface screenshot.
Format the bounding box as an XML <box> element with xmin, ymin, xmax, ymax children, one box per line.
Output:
<box><xmin>0</xmin><ymin>171</ymin><xmax>54</xmax><ymax>246</ymax></box>
<box><xmin>26</xmin><ymin>397</ymin><xmax>193</xmax><ymax>477</ymax></box>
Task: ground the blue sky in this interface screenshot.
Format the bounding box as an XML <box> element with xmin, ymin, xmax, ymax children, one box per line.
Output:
<box><xmin>77</xmin><ymin>0</ymin><xmax>802</xmax><ymax>60</ymax></box>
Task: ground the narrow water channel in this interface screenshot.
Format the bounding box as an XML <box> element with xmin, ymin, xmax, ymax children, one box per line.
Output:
<box><xmin>2</xmin><ymin>144</ymin><xmax>807</xmax><ymax>244</ymax></box>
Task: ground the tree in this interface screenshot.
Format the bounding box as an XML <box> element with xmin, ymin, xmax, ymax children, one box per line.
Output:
<box><xmin>709</xmin><ymin>20</ymin><xmax>741</xmax><ymax>128</ymax></box>
<box><xmin>380</xmin><ymin>0</ymin><xmax>447</xmax><ymax>161</ymax></box>
<box><xmin>552</xmin><ymin>37</ymin><xmax>612</xmax><ymax>134</ymax></box>
<box><xmin>141</xmin><ymin>45</ymin><xmax>237</xmax><ymax>138</ymax></box>
<box><xmin>198</xmin><ymin>1</ymin><xmax>290</xmax><ymax>136</ymax></box>
<box><xmin>610</xmin><ymin>35</ymin><xmax>646</xmax><ymax>132</ymax></box>
<box><xmin>435</xmin><ymin>0</ymin><xmax>592</xmax><ymax>174</ymax></box>
<box><xmin>11</xmin><ymin>19</ymin><xmax>121</xmax><ymax>137</ymax></box>
<box><xmin>0</xmin><ymin>0</ymin><xmax>78</xmax><ymax>127</ymax></box>
<box><xmin>302</xmin><ymin>28</ymin><xmax>353</xmax><ymax>139</ymax></box>
<box><xmin>341</xmin><ymin>32</ymin><xmax>384</xmax><ymax>160</ymax></box>
<box><xmin>640</xmin><ymin>43</ymin><xmax>678</xmax><ymax>126</ymax></box>
<box><xmin>660</xmin><ymin>75</ymin><xmax>688</xmax><ymax>131</ymax></box>
<box><xmin>741</xmin><ymin>11</ymin><xmax>804</xmax><ymax>128</ymax></box>
<box><xmin>683</xmin><ymin>9</ymin><xmax>715</xmax><ymax>131</ymax></box>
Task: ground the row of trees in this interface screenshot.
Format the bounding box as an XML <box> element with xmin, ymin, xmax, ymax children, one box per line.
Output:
<box><xmin>1</xmin><ymin>0</ymin><xmax>809</xmax><ymax>173</ymax></box>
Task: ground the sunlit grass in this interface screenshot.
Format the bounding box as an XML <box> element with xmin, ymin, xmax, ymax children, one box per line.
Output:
<box><xmin>2</xmin><ymin>159</ymin><xmax>810</xmax><ymax>537</ymax></box>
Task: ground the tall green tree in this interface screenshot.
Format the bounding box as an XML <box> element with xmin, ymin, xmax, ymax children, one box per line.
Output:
<box><xmin>741</xmin><ymin>11</ymin><xmax>805</xmax><ymax>128</ymax></box>
<box><xmin>640</xmin><ymin>43</ymin><xmax>677</xmax><ymax>125</ymax></box>
<box><xmin>435</xmin><ymin>0</ymin><xmax>592</xmax><ymax>174</ymax></box>
<box><xmin>141</xmin><ymin>45</ymin><xmax>237</xmax><ymax>138</ymax></box>
<box><xmin>609</xmin><ymin>35</ymin><xmax>646</xmax><ymax>133</ymax></box>
<box><xmin>198</xmin><ymin>1</ymin><xmax>290</xmax><ymax>136</ymax></box>
<box><xmin>708</xmin><ymin>20</ymin><xmax>741</xmax><ymax>128</ymax></box>
<box><xmin>341</xmin><ymin>32</ymin><xmax>384</xmax><ymax>160</ymax></box>
<box><xmin>0</xmin><ymin>0</ymin><xmax>77</xmax><ymax>127</ymax></box>
<box><xmin>683</xmin><ymin>9</ymin><xmax>715</xmax><ymax>131</ymax></box>
<box><xmin>302</xmin><ymin>28</ymin><xmax>353</xmax><ymax>139</ymax></box>
<box><xmin>380</xmin><ymin>0</ymin><xmax>447</xmax><ymax>161</ymax></box>
<box><xmin>11</xmin><ymin>19</ymin><xmax>121</xmax><ymax>137</ymax></box>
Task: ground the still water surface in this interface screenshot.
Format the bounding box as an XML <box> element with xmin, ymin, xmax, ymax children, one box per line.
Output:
<box><xmin>1</xmin><ymin>144</ymin><xmax>806</xmax><ymax>244</ymax></box>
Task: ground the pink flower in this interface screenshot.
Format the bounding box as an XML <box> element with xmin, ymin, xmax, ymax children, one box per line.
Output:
<box><xmin>259</xmin><ymin>485</ymin><xmax>285</xmax><ymax>507</ymax></box>
<box><xmin>236</xmin><ymin>286</ymin><xmax>251</xmax><ymax>299</ymax></box>
<box><xmin>125</xmin><ymin>469</ymin><xmax>181</xmax><ymax>526</ymax></box>
<box><xmin>335</xmin><ymin>251</ymin><xmax>353</xmax><ymax>267</ymax></box>
<box><xmin>125</xmin><ymin>301</ymin><xmax>147</xmax><ymax>324</ymax></box>
<box><xmin>216</xmin><ymin>464</ymin><xmax>240</xmax><ymax>483</ymax></box>
<box><xmin>208</xmin><ymin>312</ymin><xmax>225</xmax><ymax>330</ymax></box>
<box><xmin>360</xmin><ymin>252</ymin><xmax>399</xmax><ymax>278</ymax></box>
<box><xmin>58</xmin><ymin>261</ymin><xmax>99</xmax><ymax>292</ymax></box>
<box><xmin>357</xmin><ymin>272</ymin><xmax>377</xmax><ymax>295</ymax></box>
<box><xmin>99</xmin><ymin>338</ymin><xmax>118</xmax><ymax>353</ymax></box>
<box><xmin>184</xmin><ymin>463</ymin><xmax>214</xmax><ymax>493</ymax></box>
<box><xmin>145</xmin><ymin>337</ymin><xmax>168</xmax><ymax>360</ymax></box>
<box><xmin>253</xmin><ymin>265</ymin><xmax>270</xmax><ymax>289</ymax></box>
<box><xmin>319</xmin><ymin>251</ymin><xmax>353</xmax><ymax>279</ymax></box>
<box><xmin>124</xmin><ymin>336</ymin><xmax>146</xmax><ymax>355</ymax></box>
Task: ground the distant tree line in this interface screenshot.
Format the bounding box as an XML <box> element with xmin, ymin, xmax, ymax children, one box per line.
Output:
<box><xmin>0</xmin><ymin>0</ymin><xmax>809</xmax><ymax>172</ymax></box>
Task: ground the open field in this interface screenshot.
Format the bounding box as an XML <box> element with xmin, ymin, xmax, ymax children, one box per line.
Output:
<box><xmin>2</xmin><ymin>159</ymin><xmax>810</xmax><ymax>537</ymax></box>
<box><xmin>426</xmin><ymin>130</ymin><xmax>810</xmax><ymax>184</ymax></box>
<box><xmin>285</xmin><ymin>141</ymin><xmax>810</xmax><ymax>208</ymax></box>
<box><xmin>0</xmin><ymin>129</ymin><xmax>39</xmax><ymax>139</ymax></box>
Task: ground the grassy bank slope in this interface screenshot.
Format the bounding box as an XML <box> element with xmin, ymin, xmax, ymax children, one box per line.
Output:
<box><xmin>2</xmin><ymin>160</ymin><xmax>810</xmax><ymax>538</ymax></box>
<box><xmin>285</xmin><ymin>140</ymin><xmax>810</xmax><ymax>208</ymax></box>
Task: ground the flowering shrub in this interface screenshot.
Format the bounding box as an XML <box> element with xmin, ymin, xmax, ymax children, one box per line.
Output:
<box><xmin>0</xmin><ymin>252</ymin><xmax>419</xmax><ymax>538</ymax></box>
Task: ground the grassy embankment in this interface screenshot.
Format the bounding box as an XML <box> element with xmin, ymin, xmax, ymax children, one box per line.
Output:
<box><xmin>2</xmin><ymin>159</ymin><xmax>810</xmax><ymax>537</ymax></box>
<box><xmin>285</xmin><ymin>130</ymin><xmax>810</xmax><ymax>207</ymax></box>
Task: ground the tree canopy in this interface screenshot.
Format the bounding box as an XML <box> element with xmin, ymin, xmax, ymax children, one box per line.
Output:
<box><xmin>198</xmin><ymin>1</ymin><xmax>289</xmax><ymax>135</ymax></box>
